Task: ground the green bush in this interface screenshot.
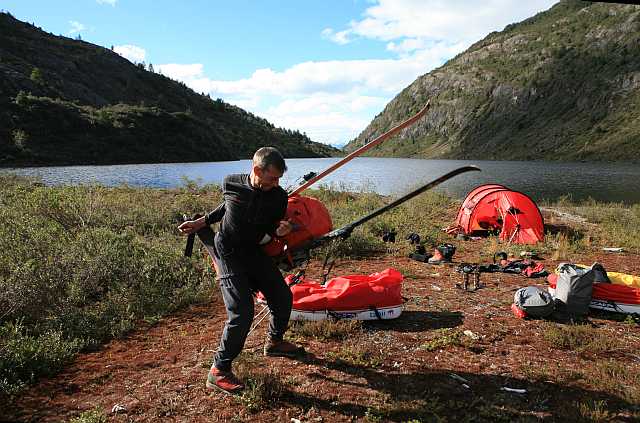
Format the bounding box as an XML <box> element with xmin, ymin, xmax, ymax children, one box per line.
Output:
<box><xmin>0</xmin><ymin>176</ymin><xmax>211</xmax><ymax>396</ymax></box>
<box><xmin>0</xmin><ymin>322</ymin><xmax>81</xmax><ymax>395</ymax></box>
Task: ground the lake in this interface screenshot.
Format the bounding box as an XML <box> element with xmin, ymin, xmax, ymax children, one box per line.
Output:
<box><xmin>3</xmin><ymin>158</ymin><xmax>640</xmax><ymax>204</ymax></box>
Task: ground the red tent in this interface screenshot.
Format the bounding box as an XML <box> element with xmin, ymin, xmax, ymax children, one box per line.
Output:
<box><xmin>454</xmin><ymin>184</ymin><xmax>544</xmax><ymax>244</ymax></box>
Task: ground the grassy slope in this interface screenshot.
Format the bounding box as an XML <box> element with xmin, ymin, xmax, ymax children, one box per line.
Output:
<box><xmin>0</xmin><ymin>12</ymin><xmax>339</xmax><ymax>166</ymax></box>
<box><xmin>345</xmin><ymin>1</ymin><xmax>640</xmax><ymax>162</ymax></box>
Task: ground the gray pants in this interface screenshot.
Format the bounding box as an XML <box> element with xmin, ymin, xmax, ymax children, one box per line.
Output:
<box><xmin>212</xmin><ymin>232</ymin><xmax>292</xmax><ymax>371</ymax></box>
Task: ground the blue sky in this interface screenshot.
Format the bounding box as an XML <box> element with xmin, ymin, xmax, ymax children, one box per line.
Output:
<box><xmin>3</xmin><ymin>0</ymin><xmax>558</xmax><ymax>146</ymax></box>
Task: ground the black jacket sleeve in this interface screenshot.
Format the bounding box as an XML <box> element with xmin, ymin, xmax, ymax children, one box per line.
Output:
<box><xmin>267</xmin><ymin>191</ymin><xmax>288</xmax><ymax>234</ymax></box>
<box><xmin>204</xmin><ymin>202</ymin><xmax>225</xmax><ymax>225</ymax></box>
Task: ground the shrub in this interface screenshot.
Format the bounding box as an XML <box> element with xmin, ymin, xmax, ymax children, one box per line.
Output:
<box><xmin>29</xmin><ymin>67</ymin><xmax>44</xmax><ymax>85</ymax></box>
<box><xmin>11</xmin><ymin>129</ymin><xmax>28</xmax><ymax>149</ymax></box>
<box><xmin>0</xmin><ymin>176</ymin><xmax>211</xmax><ymax>396</ymax></box>
<box><xmin>0</xmin><ymin>322</ymin><xmax>81</xmax><ymax>395</ymax></box>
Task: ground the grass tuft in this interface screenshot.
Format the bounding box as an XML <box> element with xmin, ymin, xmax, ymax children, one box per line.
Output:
<box><xmin>238</xmin><ymin>371</ymin><xmax>288</xmax><ymax>413</ymax></box>
<box><xmin>419</xmin><ymin>328</ymin><xmax>462</xmax><ymax>352</ymax></box>
<box><xmin>542</xmin><ymin>323</ymin><xmax>618</xmax><ymax>353</ymax></box>
<box><xmin>288</xmin><ymin>319</ymin><xmax>362</xmax><ymax>342</ymax></box>
<box><xmin>67</xmin><ymin>408</ymin><xmax>107</xmax><ymax>423</ymax></box>
<box><xmin>326</xmin><ymin>346</ymin><xmax>384</xmax><ymax>368</ymax></box>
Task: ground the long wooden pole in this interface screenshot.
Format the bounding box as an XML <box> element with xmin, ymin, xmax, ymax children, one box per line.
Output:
<box><xmin>314</xmin><ymin>165</ymin><xmax>480</xmax><ymax>243</ymax></box>
<box><xmin>290</xmin><ymin>101</ymin><xmax>431</xmax><ymax>196</ymax></box>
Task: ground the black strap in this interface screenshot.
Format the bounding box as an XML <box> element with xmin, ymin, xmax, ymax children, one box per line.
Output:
<box><xmin>321</xmin><ymin>238</ymin><xmax>342</xmax><ymax>284</ymax></box>
<box><xmin>369</xmin><ymin>306</ymin><xmax>383</xmax><ymax>321</ymax></box>
<box><xmin>183</xmin><ymin>213</ymin><xmax>203</xmax><ymax>257</ymax></box>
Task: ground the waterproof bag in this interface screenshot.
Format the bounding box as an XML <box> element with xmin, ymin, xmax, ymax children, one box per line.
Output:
<box><xmin>553</xmin><ymin>263</ymin><xmax>595</xmax><ymax>319</ymax></box>
<box><xmin>514</xmin><ymin>286</ymin><xmax>555</xmax><ymax>318</ymax></box>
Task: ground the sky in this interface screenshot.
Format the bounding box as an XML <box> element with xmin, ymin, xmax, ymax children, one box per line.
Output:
<box><xmin>3</xmin><ymin>0</ymin><xmax>558</xmax><ymax>147</ymax></box>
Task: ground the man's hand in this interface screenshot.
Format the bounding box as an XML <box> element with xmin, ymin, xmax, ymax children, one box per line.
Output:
<box><xmin>178</xmin><ymin>216</ymin><xmax>206</xmax><ymax>235</ymax></box>
<box><xmin>275</xmin><ymin>220</ymin><xmax>293</xmax><ymax>237</ymax></box>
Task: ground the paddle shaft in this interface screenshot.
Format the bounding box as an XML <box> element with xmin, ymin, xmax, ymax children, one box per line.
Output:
<box><xmin>289</xmin><ymin>101</ymin><xmax>431</xmax><ymax>196</ymax></box>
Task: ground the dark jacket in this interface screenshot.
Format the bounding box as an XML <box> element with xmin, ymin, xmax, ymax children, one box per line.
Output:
<box><xmin>205</xmin><ymin>174</ymin><xmax>287</xmax><ymax>250</ymax></box>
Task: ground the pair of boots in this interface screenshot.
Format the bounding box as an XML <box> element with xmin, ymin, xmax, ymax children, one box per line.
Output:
<box><xmin>408</xmin><ymin>244</ymin><xmax>455</xmax><ymax>265</ymax></box>
<box><xmin>206</xmin><ymin>339</ymin><xmax>304</xmax><ymax>394</ymax></box>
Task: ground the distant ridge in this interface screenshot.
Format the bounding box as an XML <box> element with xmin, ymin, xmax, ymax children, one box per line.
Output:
<box><xmin>345</xmin><ymin>0</ymin><xmax>640</xmax><ymax>162</ymax></box>
<box><xmin>0</xmin><ymin>12</ymin><xmax>339</xmax><ymax>166</ymax></box>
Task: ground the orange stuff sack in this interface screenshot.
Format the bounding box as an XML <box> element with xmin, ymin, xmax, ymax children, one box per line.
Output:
<box><xmin>263</xmin><ymin>195</ymin><xmax>332</xmax><ymax>257</ymax></box>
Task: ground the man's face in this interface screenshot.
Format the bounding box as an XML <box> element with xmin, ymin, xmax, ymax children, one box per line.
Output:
<box><xmin>254</xmin><ymin>164</ymin><xmax>283</xmax><ymax>191</ymax></box>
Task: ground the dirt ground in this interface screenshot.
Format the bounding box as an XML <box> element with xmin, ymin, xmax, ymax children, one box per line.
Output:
<box><xmin>3</xmin><ymin>244</ymin><xmax>640</xmax><ymax>422</ymax></box>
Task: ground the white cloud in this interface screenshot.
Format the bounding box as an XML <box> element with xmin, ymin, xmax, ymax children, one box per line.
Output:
<box><xmin>155</xmin><ymin>64</ymin><xmax>204</xmax><ymax>80</ymax></box>
<box><xmin>161</xmin><ymin>49</ymin><xmax>460</xmax><ymax>99</ymax></box>
<box><xmin>328</xmin><ymin>0</ymin><xmax>558</xmax><ymax>45</ymax></box>
<box><xmin>321</xmin><ymin>28</ymin><xmax>353</xmax><ymax>45</ymax></box>
<box><xmin>96</xmin><ymin>0</ymin><xmax>117</xmax><ymax>5</ymax></box>
<box><xmin>68</xmin><ymin>20</ymin><xmax>86</xmax><ymax>35</ymax></box>
<box><xmin>114</xmin><ymin>44</ymin><xmax>146</xmax><ymax>63</ymax></box>
<box><xmin>155</xmin><ymin>55</ymin><xmax>451</xmax><ymax>145</ymax></box>
<box><xmin>156</xmin><ymin>1</ymin><xmax>558</xmax><ymax>146</ymax></box>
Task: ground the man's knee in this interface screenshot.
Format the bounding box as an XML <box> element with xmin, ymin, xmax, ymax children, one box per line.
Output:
<box><xmin>282</xmin><ymin>285</ymin><xmax>293</xmax><ymax>304</ymax></box>
<box><xmin>269</xmin><ymin>279</ymin><xmax>292</xmax><ymax>304</ymax></box>
<box><xmin>227</xmin><ymin>309</ymin><xmax>253</xmax><ymax>332</ymax></box>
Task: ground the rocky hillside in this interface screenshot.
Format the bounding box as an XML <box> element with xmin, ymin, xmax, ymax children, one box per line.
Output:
<box><xmin>345</xmin><ymin>0</ymin><xmax>640</xmax><ymax>162</ymax></box>
<box><xmin>0</xmin><ymin>12</ymin><xmax>338</xmax><ymax>166</ymax></box>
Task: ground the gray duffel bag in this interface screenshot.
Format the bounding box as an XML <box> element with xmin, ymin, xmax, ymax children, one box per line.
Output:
<box><xmin>514</xmin><ymin>286</ymin><xmax>555</xmax><ymax>318</ymax></box>
<box><xmin>552</xmin><ymin>263</ymin><xmax>595</xmax><ymax>320</ymax></box>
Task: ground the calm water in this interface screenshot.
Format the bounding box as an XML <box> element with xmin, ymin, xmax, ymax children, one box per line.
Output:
<box><xmin>3</xmin><ymin>158</ymin><xmax>640</xmax><ymax>203</ymax></box>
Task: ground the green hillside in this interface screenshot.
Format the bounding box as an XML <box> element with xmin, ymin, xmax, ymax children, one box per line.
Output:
<box><xmin>0</xmin><ymin>12</ymin><xmax>338</xmax><ymax>166</ymax></box>
<box><xmin>345</xmin><ymin>0</ymin><xmax>640</xmax><ymax>162</ymax></box>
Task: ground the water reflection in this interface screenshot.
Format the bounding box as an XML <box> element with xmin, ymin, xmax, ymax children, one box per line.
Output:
<box><xmin>2</xmin><ymin>158</ymin><xmax>639</xmax><ymax>204</ymax></box>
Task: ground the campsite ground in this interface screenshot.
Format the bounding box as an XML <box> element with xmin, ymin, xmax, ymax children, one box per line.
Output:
<box><xmin>5</xmin><ymin>240</ymin><xmax>640</xmax><ymax>422</ymax></box>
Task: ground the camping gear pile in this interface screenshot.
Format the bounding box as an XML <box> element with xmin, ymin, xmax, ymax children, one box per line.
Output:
<box><xmin>447</xmin><ymin>184</ymin><xmax>544</xmax><ymax>245</ymax></box>
<box><xmin>547</xmin><ymin>264</ymin><xmax>640</xmax><ymax>316</ymax></box>
<box><xmin>512</xmin><ymin>262</ymin><xmax>640</xmax><ymax>320</ymax></box>
<box><xmin>479</xmin><ymin>252</ymin><xmax>548</xmax><ymax>278</ymax></box>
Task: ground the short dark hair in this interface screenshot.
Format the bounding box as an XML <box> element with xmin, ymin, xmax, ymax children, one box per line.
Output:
<box><xmin>253</xmin><ymin>147</ymin><xmax>287</xmax><ymax>173</ymax></box>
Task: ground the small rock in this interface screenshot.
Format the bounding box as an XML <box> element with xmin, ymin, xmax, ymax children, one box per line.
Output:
<box><xmin>463</xmin><ymin>330</ymin><xmax>480</xmax><ymax>340</ymax></box>
<box><xmin>111</xmin><ymin>404</ymin><xmax>126</xmax><ymax>414</ymax></box>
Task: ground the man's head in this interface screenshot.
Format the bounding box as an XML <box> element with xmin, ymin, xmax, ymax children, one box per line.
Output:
<box><xmin>251</xmin><ymin>147</ymin><xmax>287</xmax><ymax>191</ymax></box>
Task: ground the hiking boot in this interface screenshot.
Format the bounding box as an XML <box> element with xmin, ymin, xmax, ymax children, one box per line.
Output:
<box><xmin>428</xmin><ymin>249</ymin><xmax>446</xmax><ymax>265</ymax></box>
<box><xmin>264</xmin><ymin>339</ymin><xmax>305</xmax><ymax>358</ymax></box>
<box><xmin>205</xmin><ymin>367</ymin><xmax>244</xmax><ymax>394</ymax></box>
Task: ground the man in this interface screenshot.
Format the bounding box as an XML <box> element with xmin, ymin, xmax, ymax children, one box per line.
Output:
<box><xmin>178</xmin><ymin>147</ymin><xmax>303</xmax><ymax>394</ymax></box>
